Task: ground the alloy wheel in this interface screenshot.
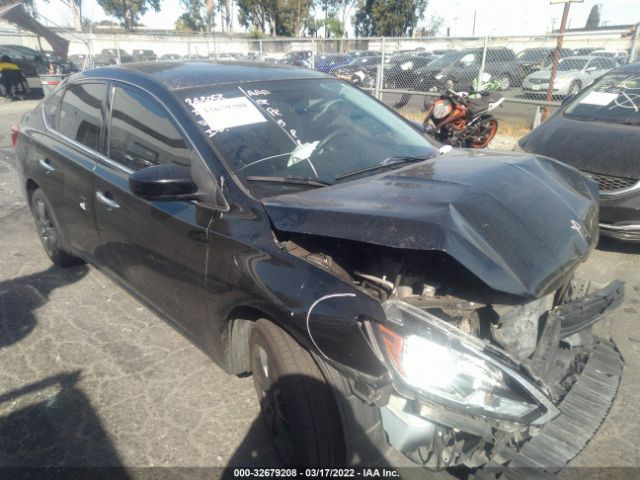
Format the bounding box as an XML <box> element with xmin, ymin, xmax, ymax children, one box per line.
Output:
<box><xmin>34</xmin><ymin>199</ymin><xmax>57</xmax><ymax>257</ymax></box>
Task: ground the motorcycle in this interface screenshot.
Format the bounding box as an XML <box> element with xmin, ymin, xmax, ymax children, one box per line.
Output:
<box><xmin>423</xmin><ymin>84</ymin><xmax>504</xmax><ymax>148</ymax></box>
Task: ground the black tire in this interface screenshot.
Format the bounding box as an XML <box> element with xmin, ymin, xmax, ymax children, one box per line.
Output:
<box><xmin>249</xmin><ymin>319</ymin><xmax>345</xmax><ymax>466</ymax></box>
<box><xmin>31</xmin><ymin>189</ymin><xmax>84</xmax><ymax>267</ymax></box>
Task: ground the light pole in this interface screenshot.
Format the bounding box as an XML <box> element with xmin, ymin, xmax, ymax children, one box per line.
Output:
<box><xmin>542</xmin><ymin>0</ymin><xmax>583</xmax><ymax>121</ymax></box>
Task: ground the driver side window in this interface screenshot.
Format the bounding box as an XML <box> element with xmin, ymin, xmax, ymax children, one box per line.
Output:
<box><xmin>108</xmin><ymin>86</ymin><xmax>191</xmax><ymax>170</ymax></box>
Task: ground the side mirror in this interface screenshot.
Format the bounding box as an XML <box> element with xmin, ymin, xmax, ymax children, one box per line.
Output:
<box><xmin>129</xmin><ymin>164</ymin><xmax>197</xmax><ymax>200</ymax></box>
<box><xmin>561</xmin><ymin>93</ymin><xmax>576</xmax><ymax>106</ymax></box>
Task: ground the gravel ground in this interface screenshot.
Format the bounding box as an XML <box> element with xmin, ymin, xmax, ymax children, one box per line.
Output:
<box><xmin>0</xmin><ymin>100</ymin><xmax>639</xmax><ymax>476</ymax></box>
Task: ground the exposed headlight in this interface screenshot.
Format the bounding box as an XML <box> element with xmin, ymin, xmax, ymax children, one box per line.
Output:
<box><xmin>434</xmin><ymin>73</ymin><xmax>444</xmax><ymax>80</ymax></box>
<box><xmin>376</xmin><ymin>300</ymin><xmax>559</xmax><ymax>425</ymax></box>
<box><xmin>400</xmin><ymin>61</ymin><xmax>414</xmax><ymax>71</ymax></box>
<box><xmin>432</xmin><ymin>99</ymin><xmax>453</xmax><ymax>120</ymax></box>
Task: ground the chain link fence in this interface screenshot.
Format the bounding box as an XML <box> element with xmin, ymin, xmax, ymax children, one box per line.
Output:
<box><xmin>2</xmin><ymin>26</ymin><xmax>639</xmax><ymax>128</ymax></box>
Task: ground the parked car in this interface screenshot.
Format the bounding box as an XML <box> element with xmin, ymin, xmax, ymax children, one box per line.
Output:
<box><xmin>522</xmin><ymin>56</ymin><xmax>616</xmax><ymax>96</ymax></box>
<box><xmin>329</xmin><ymin>55</ymin><xmax>382</xmax><ymax>82</ymax></box>
<box><xmin>384</xmin><ymin>53</ymin><xmax>436</xmax><ymax>89</ymax></box>
<box><xmin>347</xmin><ymin>50</ymin><xmax>380</xmax><ymax>58</ymax></box>
<box><xmin>41</xmin><ymin>50</ymin><xmax>79</xmax><ymax>74</ymax></box>
<box><xmin>69</xmin><ymin>53</ymin><xmax>88</xmax><ymax>69</ymax></box>
<box><xmin>573</xmin><ymin>47</ymin><xmax>600</xmax><ymax>56</ymax></box>
<box><xmin>414</xmin><ymin>47</ymin><xmax>523</xmax><ymax>92</ymax></box>
<box><xmin>96</xmin><ymin>48</ymin><xmax>134</xmax><ymax>65</ymax></box>
<box><xmin>13</xmin><ymin>61</ymin><xmax>624</xmax><ymax>471</ymax></box>
<box><xmin>132</xmin><ymin>49</ymin><xmax>158</xmax><ymax>62</ymax></box>
<box><xmin>314</xmin><ymin>53</ymin><xmax>352</xmax><ymax>73</ymax></box>
<box><xmin>516</xmin><ymin>47</ymin><xmax>573</xmax><ymax>75</ymax></box>
<box><xmin>0</xmin><ymin>44</ymin><xmax>48</xmax><ymax>76</ymax></box>
<box><xmin>160</xmin><ymin>53</ymin><xmax>181</xmax><ymax>61</ymax></box>
<box><xmin>279</xmin><ymin>50</ymin><xmax>313</xmax><ymax>68</ymax></box>
<box><xmin>591</xmin><ymin>49</ymin><xmax>629</xmax><ymax>66</ymax></box>
<box><xmin>518</xmin><ymin>62</ymin><xmax>640</xmax><ymax>241</ymax></box>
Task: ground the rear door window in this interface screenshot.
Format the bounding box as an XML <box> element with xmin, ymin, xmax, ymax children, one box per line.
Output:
<box><xmin>56</xmin><ymin>83</ymin><xmax>106</xmax><ymax>151</ymax></box>
<box><xmin>108</xmin><ymin>85</ymin><xmax>191</xmax><ymax>170</ymax></box>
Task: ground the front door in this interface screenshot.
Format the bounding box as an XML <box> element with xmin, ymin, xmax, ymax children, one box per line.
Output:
<box><xmin>93</xmin><ymin>83</ymin><xmax>214</xmax><ymax>342</ymax></box>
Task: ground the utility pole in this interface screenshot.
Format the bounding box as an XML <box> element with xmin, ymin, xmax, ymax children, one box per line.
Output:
<box><xmin>543</xmin><ymin>0</ymin><xmax>581</xmax><ymax>121</ymax></box>
<box><xmin>472</xmin><ymin>10</ymin><xmax>477</xmax><ymax>36</ymax></box>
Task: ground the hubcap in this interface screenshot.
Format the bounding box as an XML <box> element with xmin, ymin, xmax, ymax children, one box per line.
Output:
<box><xmin>253</xmin><ymin>344</ymin><xmax>294</xmax><ymax>464</ymax></box>
<box><xmin>34</xmin><ymin>199</ymin><xmax>57</xmax><ymax>256</ymax></box>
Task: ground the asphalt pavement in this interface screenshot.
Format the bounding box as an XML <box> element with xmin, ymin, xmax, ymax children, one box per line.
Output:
<box><xmin>0</xmin><ymin>100</ymin><xmax>639</xmax><ymax>477</ymax></box>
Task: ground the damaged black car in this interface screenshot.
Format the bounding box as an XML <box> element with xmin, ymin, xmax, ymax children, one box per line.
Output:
<box><xmin>14</xmin><ymin>61</ymin><xmax>624</xmax><ymax>473</ymax></box>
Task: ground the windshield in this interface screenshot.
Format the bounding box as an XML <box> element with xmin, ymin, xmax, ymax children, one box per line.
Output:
<box><xmin>557</xmin><ymin>59</ymin><xmax>587</xmax><ymax>71</ymax></box>
<box><xmin>518</xmin><ymin>49</ymin><xmax>549</xmax><ymax>62</ymax></box>
<box><xmin>564</xmin><ymin>72</ymin><xmax>640</xmax><ymax>125</ymax></box>
<box><xmin>180</xmin><ymin>79</ymin><xmax>437</xmax><ymax>196</ymax></box>
<box><xmin>427</xmin><ymin>50</ymin><xmax>469</xmax><ymax>68</ymax></box>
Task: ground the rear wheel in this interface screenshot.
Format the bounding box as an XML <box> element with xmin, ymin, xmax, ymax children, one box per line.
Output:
<box><xmin>249</xmin><ymin>319</ymin><xmax>345</xmax><ymax>466</ymax></box>
<box><xmin>467</xmin><ymin>118</ymin><xmax>498</xmax><ymax>148</ymax></box>
<box><xmin>31</xmin><ymin>189</ymin><xmax>84</xmax><ymax>267</ymax></box>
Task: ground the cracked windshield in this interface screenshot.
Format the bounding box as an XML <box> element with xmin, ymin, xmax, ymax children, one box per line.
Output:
<box><xmin>181</xmin><ymin>79</ymin><xmax>437</xmax><ymax>194</ymax></box>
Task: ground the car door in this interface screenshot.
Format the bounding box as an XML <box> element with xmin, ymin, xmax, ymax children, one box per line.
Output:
<box><xmin>34</xmin><ymin>82</ymin><xmax>106</xmax><ymax>258</ymax></box>
<box><xmin>93</xmin><ymin>82</ymin><xmax>214</xmax><ymax>341</ymax></box>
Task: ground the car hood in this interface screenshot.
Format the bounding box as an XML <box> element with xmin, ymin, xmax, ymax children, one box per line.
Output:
<box><xmin>527</xmin><ymin>70</ymin><xmax>579</xmax><ymax>81</ymax></box>
<box><xmin>262</xmin><ymin>151</ymin><xmax>599</xmax><ymax>299</ymax></box>
<box><xmin>519</xmin><ymin>113</ymin><xmax>640</xmax><ymax>178</ymax></box>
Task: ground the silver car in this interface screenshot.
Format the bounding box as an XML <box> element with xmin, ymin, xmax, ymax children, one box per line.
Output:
<box><xmin>522</xmin><ymin>55</ymin><xmax>616</xmax><ymax>96</ymax></box>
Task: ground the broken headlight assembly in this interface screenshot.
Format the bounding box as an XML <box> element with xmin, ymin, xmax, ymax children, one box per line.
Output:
<box><xmin>375</xmin><ymin>300</ymin><xmax>559</xmax><ymax>426</ymax></box>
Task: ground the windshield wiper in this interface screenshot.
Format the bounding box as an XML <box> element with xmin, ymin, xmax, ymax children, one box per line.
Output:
<box><xmin>246</xmin><ymin>175</ymin><xmax>332</xmax><ymax>188</ymax></box>
<box><xmin>335</xmin><ymin>155</ymin><xmax>432</xmax><ymax>182</ymax></box>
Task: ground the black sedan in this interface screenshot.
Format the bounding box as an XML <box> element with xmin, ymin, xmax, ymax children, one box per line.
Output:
<box><xmin>14</xmin><ymin>61</ymin><xmax>623</xmax><ymax>470</ymax></box>
<box><xmin>518</xmin><ymin>62</ymin><xmax>640</xmax><ymax>242</ymax></box>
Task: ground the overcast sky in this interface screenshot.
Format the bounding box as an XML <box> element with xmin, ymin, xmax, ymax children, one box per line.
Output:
<box><xmin>36</xmin><ymin>0</ymin><xmax>640</xmax><ymax>36</ymax></box>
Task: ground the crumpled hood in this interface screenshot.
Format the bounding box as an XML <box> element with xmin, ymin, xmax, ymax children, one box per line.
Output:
<box><xmin>263</xmin><ymin>151</ymin><xmax>599</xmax><ymax>298</ymax></box>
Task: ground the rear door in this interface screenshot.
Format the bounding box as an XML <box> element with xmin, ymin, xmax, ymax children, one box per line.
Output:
<box><xmin>93</xmin><ymin>82</ymin><xmax>213</xmax><ymax>341</ymax></box>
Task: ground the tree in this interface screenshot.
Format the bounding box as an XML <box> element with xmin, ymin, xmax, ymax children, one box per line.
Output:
<box><xmin>176</xmin><ymin>0</ymin><xmax>215</xmax><ymax>32</ymax></box>
<box><xmin>96</xmin><ymin>0</ymin><xmax>161</xmax><ymax>30</ymax></box>
<box><xmin>275</xmin><ymin>0</ymin><xmax>315</xmax><ymax>36</ymax></box>
<box><xmin>324</xmin><ymin>15</ymin><xmax>343</xmax><ymax>37</ymax></box>
<box><xmin>237</xmin><ymin>0</ymin><xmax>275</xmax><ymax>34</ymax></box>
<box><xmin>237</xmin><ymin>0</ymin><xmax>314</xmax><ymax>36</ymax></box>
<box><xmin>59</xmin><ymin>0</ymin><xmax>83</xmax><ymax>32</ymax></box>
<box><xmin>325</xmin><ymin>0</ymin><xmax>356</xmax><ymax>37</ymax></box>
<box><xmin>355</xmin><ymin>0</ymin><xmax>427</xmax><ymax>37</ymax></box>
<box><xmin>585</xmin><ymin>4</ymin><xmax>600</xmax><ymax>30</ymax></box>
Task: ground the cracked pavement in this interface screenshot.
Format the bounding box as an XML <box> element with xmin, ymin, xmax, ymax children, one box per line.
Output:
<box><xmin>0</xmin><ymin>101</ymin><xmax>639</xmax><ymax>475</ymax></box>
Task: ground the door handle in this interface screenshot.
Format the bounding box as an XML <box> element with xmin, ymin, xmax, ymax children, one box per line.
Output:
<box><xmin>39</xmin><ymin>158</ymin><xmax>55</xmax><ymax>174</ymax></box>
<box><xmin>96</xmin><ymin>191</ymin><xmax>120</xmax><ymax>210</ymax></box>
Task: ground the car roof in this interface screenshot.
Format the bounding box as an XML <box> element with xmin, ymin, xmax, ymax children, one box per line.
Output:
<box><xmin>82</xmin><ymin>60</ymin><xmax>330</xmax><ymax>91</ymax></box>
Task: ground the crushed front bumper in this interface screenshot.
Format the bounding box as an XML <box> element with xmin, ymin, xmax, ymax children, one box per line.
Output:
<box><xmin>478</xmin><ymin>338</ymin><xmax>623</xmax><ymax>479</ymax></box>
<box><xmin>380</xmin><ymin>281</ymin><xmax>624</xmax><ymax>472</ymax></box>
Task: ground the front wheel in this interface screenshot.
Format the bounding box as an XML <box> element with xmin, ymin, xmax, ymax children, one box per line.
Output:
<box><xmin>249</xmin><ymin>320</ymin><xmax>345</xmax><ymax>466</ymax></box>
<box><xmin>568</xmin><ymin>81</ymin><xmax>581</xmax><ymax>96</ymax></box>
